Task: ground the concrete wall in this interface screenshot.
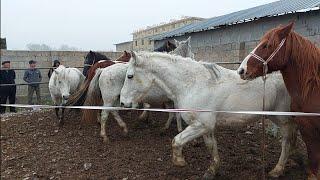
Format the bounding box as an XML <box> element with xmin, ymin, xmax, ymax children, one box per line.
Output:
<box><xmin>115</xmin><ymin>41</ymin><xmax>133</xmax><ymax>52</ymax></box>
<box><xmin>0</xmin><ymin>50</ymin><xmax>122</xmax><ymax>101</ymax></box>
<box><xmin>154</xmin><ymin>10</ymin><xmax>320</xmax><ymax>69</ymax></box>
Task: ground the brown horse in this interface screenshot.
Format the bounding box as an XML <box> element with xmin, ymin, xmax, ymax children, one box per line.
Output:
<box><xmin>237</xmin><ymin>22</ymin><xmax>320</xmax><ymax>179</ymax></box>
<box><xmin>66</xmin><ymin>51</ymin><xmax>131</xmax><ymax>108</ymax></box>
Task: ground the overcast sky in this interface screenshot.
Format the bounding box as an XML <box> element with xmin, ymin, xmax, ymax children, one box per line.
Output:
<box><xmin>1</xmin><ymin>0</ymin><xmax>278</xmax><ymax>51</ymax></box>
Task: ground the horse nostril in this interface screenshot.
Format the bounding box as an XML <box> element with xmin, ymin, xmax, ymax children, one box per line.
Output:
<box><xmin>63</xmin><ymin>95</ymin><xmax>69</xmax><ymax>100</ymax></box>
<box><xmin>120</xmin><ymin>102</ymin><xmax>125</xmax><ymax>107</ymax></box>
<box><xmin>238</xmin><ymin>68</ymin><xmax>245</xmax><ymax>75</ymax></box>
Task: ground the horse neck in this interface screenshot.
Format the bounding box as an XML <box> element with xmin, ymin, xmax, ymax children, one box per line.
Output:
<box><xmin>171</xmin><ymin>45</ymin><xmax>193</xmax><ymax>58</ymax></box>
<box><xmin>280</xmin><ymin>33</ymin><xmax>320</xmax><ymax>102</ymax></box>
<box><xmin>142</xmin><ymin>55</ymin><xmax>211</xmax><ymax>99</ymax></box>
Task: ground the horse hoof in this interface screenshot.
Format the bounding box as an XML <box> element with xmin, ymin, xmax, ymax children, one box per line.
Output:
<box><xmin>307</xmin><ymin>174</ymin><xmax>318</xmax><ymax>180</ymax></box>
<box><xmin>172</xmin><ymin>156</ymin><xmax>187</xmax><ymax>167</ymax></box>
<box><xmin>102</xmin><ymin>137</ymin><xmax>109</xmax><ymax>144</ymax></box>
<box><xmin>123</xmin><ymin>128</ymin><xmax>128</xmax><ymax>136</ymax></box>
<box><xmin>203</xmin><ymin>170</ymin><xmax>216</xmax><ymax>180</ymax></box>
<box><xmin>268</xmin><ymin>165</ymin><xmax>284</xmax><ymax>178</ymax></box>
<box><xmin>58</xmin><ymin>120</ymin><xmax>64</xmax><ymax>127</ymax></box>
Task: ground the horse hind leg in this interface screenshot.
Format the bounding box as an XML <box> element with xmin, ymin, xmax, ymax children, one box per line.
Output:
<box><xmin>111</xmin><ymin>111</ymin><xmax>128</xmax><ymax>135</ymax></box>
<box><xmin>100</xmin><ymin>109</ymin><xmax>110</xmax><ymax>143</ymax></box>
<box><xmin>268</xmin><ymin>122</ymin><xmax>297</xmax><ymax>178</ymax></box>
<box><xmin>203</xmin><ymin>132</ymin><xmax>220</xmax><ymax>179</ymax></box>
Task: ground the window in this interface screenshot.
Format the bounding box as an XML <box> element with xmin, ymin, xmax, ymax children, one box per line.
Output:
<box><xmin>149</xmin><ymin>40</ymin><xmax>152</xmax><ymax>45</ymax></box>
<box><xmin>141</xmin><ymin>39</ymin><xmax>144</xmax><ymax>45</ymax></box>
<box><xmin>135</xmin><ymin>41</ymin><xmax>137</xmax><ymax>46</ymax></box>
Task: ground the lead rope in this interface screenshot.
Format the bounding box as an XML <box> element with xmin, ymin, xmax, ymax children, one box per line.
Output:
<box><xmin>261</xmin><ymin>64</ymin><xmax>268</xmax><ymax>180</ymax></box>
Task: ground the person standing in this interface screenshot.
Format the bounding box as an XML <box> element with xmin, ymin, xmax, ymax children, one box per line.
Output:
<box><xmin>47</xmin><ymin>60</ymin><xmax>60</xmax><ymax>78</ymax></box>
<box><xmin>23</xmin><ymin>60</ymin><xmax>42</xmax><ymax>105</ymax></box>
<box><xmin>0</xmin><ymin>61</ymin><xmax>17</xmax><ymax>113</ymax></box>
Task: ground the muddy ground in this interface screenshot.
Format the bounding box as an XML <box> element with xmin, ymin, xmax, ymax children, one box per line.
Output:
<box><xmin>1</xmin><ymin>109</ymin><xmax>307</xmax><ymax>179</ymax></box>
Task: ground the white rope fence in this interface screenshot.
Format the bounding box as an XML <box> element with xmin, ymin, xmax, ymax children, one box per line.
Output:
<box><xmin>1</xmin><ymin>104</ymin><xmax>320</xmax><ymax>116</ymax></box>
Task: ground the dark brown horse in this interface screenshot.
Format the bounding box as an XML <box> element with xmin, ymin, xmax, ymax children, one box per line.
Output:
<box><xmin>238</xmin><ymin>22</ymin><xmax>320</xmax><ymax>179</ymax></box>
<box><xmin>83</xmin><ymin>51</ymin><xmax>111</xmax><ymax>77</ymax></box>
<box><xmin>154</xmin><ymin>40</ymin><xmax>177</xmax><ymax>52</ymax></box>
<box><xmin>66</xmin><ymin>51</ymin><xmax>131</xmax><ymax>107</ymax></box>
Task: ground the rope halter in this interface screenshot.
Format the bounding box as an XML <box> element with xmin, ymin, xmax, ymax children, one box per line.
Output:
<box><xmin>249</xmin><ymin>38</ymin><xmax>286</xmax><ymax>78</ymax></box>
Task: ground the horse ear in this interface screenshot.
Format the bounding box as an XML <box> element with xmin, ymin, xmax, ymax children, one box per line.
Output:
<box><xmin>174</xmin><ymin>39</ymin><xmax>179</xmax><ymax>46</ymax></box>
<box><xmin>187</xmin><ymin>36</ymin><xmax>191</xmax><ymax>42</ymax></box>
<box><xmin>277</xmin><ymin>22</ymin><xmax>294</xmax><ymax>39</ymax></box>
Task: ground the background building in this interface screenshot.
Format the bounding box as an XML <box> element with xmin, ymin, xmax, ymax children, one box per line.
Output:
<box><xmin>115</xmin><ymin>16</ymin><xmax>205</xmax><ymax>51</ymax></box>
<box><xmin>114</xmin><ymin>41</ymin><xmax>133</xmax><ymax>52</ymax></box>
<box><xmin>151</xmin><ymin>0</ymin><xmax>320</xmax><ymax>69</ymax></box>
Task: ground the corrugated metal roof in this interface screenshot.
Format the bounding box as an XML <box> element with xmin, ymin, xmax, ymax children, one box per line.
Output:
<box><xmin>151</xmin><ymin>0</ymin><xmax>320</xmax><ymax>40</ymax></box>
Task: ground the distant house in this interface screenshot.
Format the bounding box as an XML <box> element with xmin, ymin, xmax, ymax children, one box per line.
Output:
<box><xmin>0</xmin><ymin>38</ymin><xmax>7</xmax><ymax>50</ymax></box>
<box><xmin>114</xmin><ymin>41</ymin><xmax>133</xmax><ymax>52</ymax></box>
<box><xmin>115</xmin><ymin>17</ymin><xmax>205</xmax><ymax>52</ymax></box>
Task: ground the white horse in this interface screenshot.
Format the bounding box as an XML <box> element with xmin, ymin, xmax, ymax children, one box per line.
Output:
<box><xmin>83</xmin><ymin>38</ymin><xmax>194</xmax><ymax>142</ymax></box>
<box><xmin>49</xmin><ymin>65</ymin><xmax>85</xmax><ymax>125</ymax></box>
<box><xmin>120</xmin><ymin>52</ymin><xmax>297</xmax><ymax>179</ymax></box>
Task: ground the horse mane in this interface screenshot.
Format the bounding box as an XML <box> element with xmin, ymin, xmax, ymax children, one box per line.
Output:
<box><xmin>285</xmin><ymin>31</ymin><xmax>320</xmax><ymax>99</ymax></box>
<box><xmin>200</xmin><ymin>62</ymin><xmax>221</xmax><ymax>80</ymax></box>
<box><xmin>137</xmin><ymin>51</ymin><xmax>193</xmax><ymax>64</ymax></box>
<box><xmin>154</xmin><ymin>41</ymin><xmax>177</xmax><ymax>52</ymax></box>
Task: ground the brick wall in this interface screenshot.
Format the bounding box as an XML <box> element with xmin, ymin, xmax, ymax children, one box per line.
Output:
<box><xmin>0</xmin><ymin>50</ymin><xmax>122</xmax><ymax>101</ymax></box>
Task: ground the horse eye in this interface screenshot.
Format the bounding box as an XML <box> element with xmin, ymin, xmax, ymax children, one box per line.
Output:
<box><xmin>262</xmin><ymin>44</ymin><xmax>268</xmax><ymax>49</ymax></box>
<box><xmin>127</xmin><ymin>75</ymin><xmax>133</xmax><ymax>79</ymax></box>
<box><xmin>59</xmin><ymin>81</ymin><xmax>62</xmax><ymax>84</ymax></box>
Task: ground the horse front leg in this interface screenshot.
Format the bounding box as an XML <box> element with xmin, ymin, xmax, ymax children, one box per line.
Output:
<box><xmin>138</xmin><ymin>102</ymin><xmax>150</xmax><ymax>121</ymax></box>
<box><xmin>269</xmin><ymin>122</ymin><xmax>297</xmax><ymax>177</ymax></box>
<box><xmin>54</xmin><ymin>107</ymin><xmax>59</xmax><ymax>120</ymax></box>
<box><xmin>203</xmin><ymin>132</ymin><xmax>220</xmax><ymax>179</ymax></box>
<box><xmin>58</xmin><ymin>107</ymin><xmax>65</xmax><ymax>126</ymax></box>
<box><xmin>172</xmin><ymin>121</ymin><xmax>207</xmax><ymax>167</ymax></box>
<box><xmin>111</xmin><ymin>111</ymin><xmax>128</xmax><ymax>135</ymax></box>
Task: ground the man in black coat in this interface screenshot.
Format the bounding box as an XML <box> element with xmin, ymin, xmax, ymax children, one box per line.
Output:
<box><xmin>0</xmin><ymin>61</ymin><xmax>16</xmax><ymax>113</ymax></box>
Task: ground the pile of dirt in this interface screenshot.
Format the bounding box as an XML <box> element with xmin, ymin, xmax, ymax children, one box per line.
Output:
<box><xmin>1</xmin><ymin>109</ymin><xmax>307</xmax><ymax>179</ymax></box>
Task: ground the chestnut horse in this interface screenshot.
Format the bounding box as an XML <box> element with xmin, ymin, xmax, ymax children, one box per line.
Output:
<box><xmin>238</xmin><ymin>22</ymin><xmax>320</xmax><ymax>179</ymax></box>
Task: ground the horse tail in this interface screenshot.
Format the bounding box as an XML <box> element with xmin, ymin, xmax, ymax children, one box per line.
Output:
<box><xmin>66</xmin><ymin>81</ymin><xmax>90</xmax><ymax>106</ymax></box>
<box><xmin>82</xmin><ymin>68</ymin><xmax>103</xmax><ymax>123</ymax></box>
<box><xmin>65</xmin><ymin>69</ymin><xmax>88</xmax><ymax>106</ymax></box>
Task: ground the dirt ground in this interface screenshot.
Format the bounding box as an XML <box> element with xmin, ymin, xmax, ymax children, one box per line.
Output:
<box><xmin>1</xmin><ymin>109</ymin><xmax>308</xmax><ymax>179</ymax></box>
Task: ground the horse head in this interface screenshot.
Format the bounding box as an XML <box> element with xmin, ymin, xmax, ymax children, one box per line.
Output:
<box><xmin>54</xmin><ymin>65</ymin><xmax>71</xmax><ymax>103</ymax></box>
<box><xmin>84</xmin><ymin>50</ymin><xmax>109</xmax><ymax>65</ymax></box>
<box><xmin>172</xmin><ymin>36</ymin><xmax>194</xmax><ymax>58</ymax></box>
<box><xmin>117</xmin><ymin>51</ymin><xmax>131</xmax><ymax>62</ymax></box>
<box><xmin>120</xmin><ymin>51</ymin><xmax>154</xmax><ymax>108</ymax></box>
<box><xmin>237</xmin><ymin>22</ymin><xmax>294</xmax><ymax>80</ymax></box>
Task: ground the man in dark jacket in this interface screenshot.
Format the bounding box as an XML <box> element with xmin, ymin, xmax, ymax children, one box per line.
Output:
<box><xmin>23</xmin><ymin>60</ymin><xmax>42</xmax><ymax>105</ymax></box>
<box><xmin>0</xmin><ymin>61</ymin><xmax>17</xmax><ymax>113</ymax></box>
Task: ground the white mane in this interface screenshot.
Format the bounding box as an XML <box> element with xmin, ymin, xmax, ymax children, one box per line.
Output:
<box><xmin>135</xmin><ymin>51</ymin><xmax>194</xmax><ymax>64</ymax></box>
